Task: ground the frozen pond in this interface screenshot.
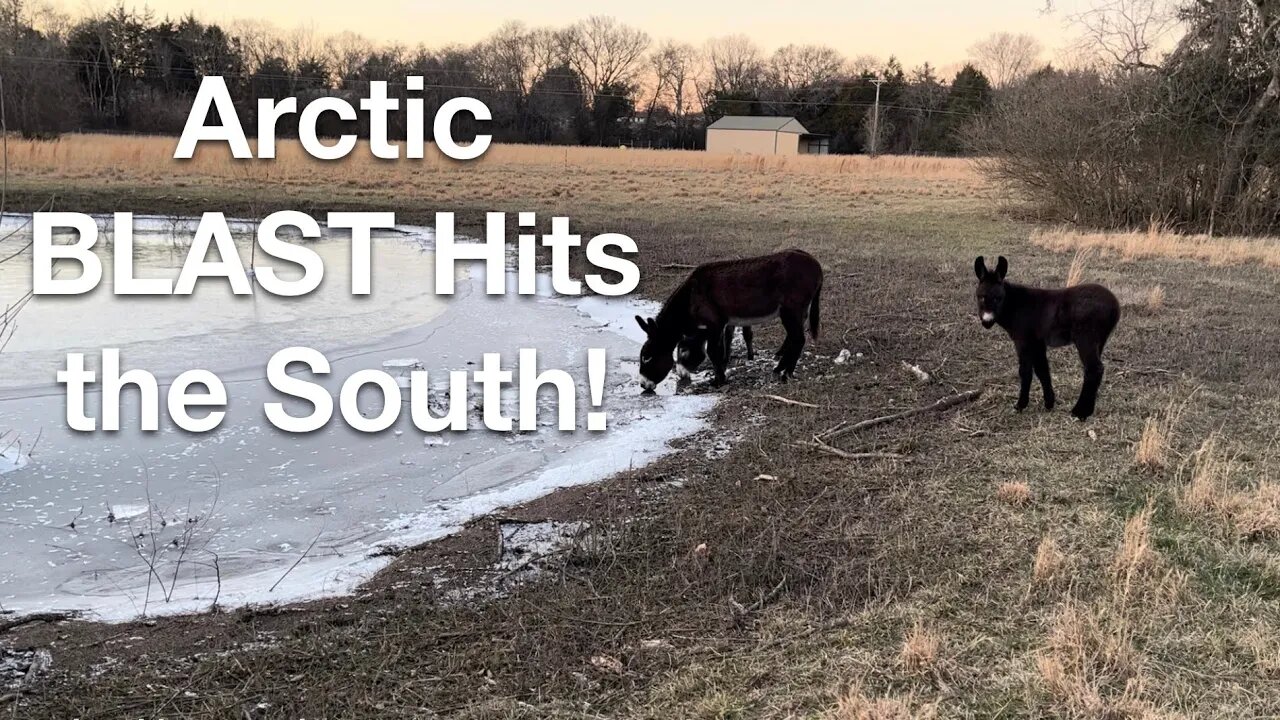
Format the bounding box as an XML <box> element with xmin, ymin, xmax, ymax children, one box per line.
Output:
<box><xmin>0</xmin><ymin>214</ymin><xmax>713</xmax><ymax>620</ymax></box>
<box><xmin>0</xmin><ymin>215</ymin><xmax>450</xmax><ymax>388</ymax></box>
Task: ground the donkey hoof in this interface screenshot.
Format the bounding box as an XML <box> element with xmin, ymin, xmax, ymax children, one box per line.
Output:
<box><xmin>1014</xmin><ymin>402</ymin><xmax>1028</xmax><ymax>413</ymax></box>
<box><xmin>1070</xmin><ymin>407</ymin><xmax>1094</xmax><ymax>421</ymax></box>
<box><xmin>1044</xmin><ymin>397</ymin><xmax>1056</xmax><ymax>411</ymax></box>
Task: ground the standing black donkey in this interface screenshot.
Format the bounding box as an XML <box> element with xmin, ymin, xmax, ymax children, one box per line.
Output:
<box><xmin>974</xmin><ymin>256</ymin><xmax>1121</xmax><ymax>420</ymax></box>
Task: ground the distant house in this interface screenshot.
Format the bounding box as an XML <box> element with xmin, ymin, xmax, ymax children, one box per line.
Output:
<box><xmin>705</xmin><ymin>116</ymin><xmax>830</xmax><ymax>155</ymax></box>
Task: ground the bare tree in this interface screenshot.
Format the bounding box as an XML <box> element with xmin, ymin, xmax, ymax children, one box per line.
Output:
<box><xmin>848</xmin><ymin>53</ymin><xmax>881</xmax><ymax>77</ymax></box>
<box><xmin>703</xmin><ymin>34</ymin><xmax>764</xmax><ymax>95</ymax></box>
<box><xmin>973</xmin><ymin>0</ymin><xmax>1280</xmax><ymax>235</ymax></box>
<box><xmin>474</xmin><ymin>22</ymin><xmax>536</xmax><ymax>97</ymax></box>
<box><xmin>323</xmin><ymin>30</ymin><xmax>371</xmax><ymax>87</ymax></box>
<box><xmin>968</xmin><ymin>32</ymin><xmax>1043</xmax><ymax>88</ymax></box>
<box><xmin>283</xmin><ymin>26</ymin><xmax>326</xmax><ymax>73</ymax></box>
<box><xmin>647</xmin><ymin>42</ymin><xmax>699</xmax><ymax>110</ymax></box>
<box><xmin>1069</xmin><ymin>0</ymin><xmax>1181</xmax><ymax>69</ymax></box>
<box><xmin>644</xmin><ymin>40</ymin><xmax>700</xmax><ymax>143</ymax></box>
<box><xmin>526</xmin><ymin>27</ymin><xmax>563</xmax><ymax>87</ymax></box>
<box><xmin>225</xmin><ymin>20</ymin><xmax>281</xmax><ymax>79</ymax></box>
<box><xmin>557</xmin><ymin>16</ymin><xmax>650</xmax><ymax>102</ymax></box>
<box><xmin>767</xmin><ymin>44</ymin><xmax>845</xmax><ymax>90</ymax></box>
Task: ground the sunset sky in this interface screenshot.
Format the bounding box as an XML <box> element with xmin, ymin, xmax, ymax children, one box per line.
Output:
<box><xmin>51</xmin><ymin>0</ymin><xmax>1081</xmax><ymax>68</ymax></box>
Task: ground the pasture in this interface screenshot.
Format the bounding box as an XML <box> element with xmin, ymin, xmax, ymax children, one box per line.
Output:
<box><xmin>7</xmin><ymin>136</ymin><xmax>1280</xmax><ymax>718</ymax></box>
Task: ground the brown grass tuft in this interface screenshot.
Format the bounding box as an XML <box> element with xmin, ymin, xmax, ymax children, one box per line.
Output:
<box><xmin>1134</xmin><ymin>398</ymin><xmax>1188</xmax><ymax>471</ymax></box>
<box><xmin>1066</xmin><ymin>248</ymin><xmax>1095</xmax><ymax>287</ymax></box>
<box><xmin>1111</xmin><ymin>502</ymin><xmax>1157</xmax><ymax>603</ymax></box>
<box><xmin>898</xmin><ymin>621</ymin><xmax>943</xmax><ymax>674</ymax></box>
<box><xmin>1145</xmin><ymin>285</ymin><xmax>1166</xmax><ymax>312</ymax></box>
<box><xmin>1036</xmin><ymin>602</ymin><xmax>1153</xmax><ymax>718</ymax></box>
<box><xmin>1032</xmin><ymin>534</ymin><xmax>1067</xmax><ymax>587</ymax></box>
<box><xmin>1178</xmin><ymin>436</ymin><xmax>1280</xmax><ymax>539</ymax></box>
<box><xmin>996</xmin><ymin>481</ymin><xmax>1032</xmax><ymax>506</ymax></box>
<box><xmin>1179</xmin><ymin>435</ymin><xmax>1235</xmax><ymax>516</ymax></box>
<box><xmin>1134</xmin><ymin>417</ymin><xmax>1171</xmax><ymax>469</ymax></box>
<box><xmin>1234</xmin><ymin>482</ymin><xmax>1280</xmax><ymax>540</ymax></box>
<box><xmin>1240</xmin><ymin>623</ymin><xmax>1280</xmax><ymax>678</ymax></box>
<box><xmin>831</xmin><ymin>684</ymin><xmax>938</xmax><ymax>720</ymax></box>
<box><xmin>1032</xmin><ymin>223</ymin><xmax>1280</xmax><ymax>269</ymax></box>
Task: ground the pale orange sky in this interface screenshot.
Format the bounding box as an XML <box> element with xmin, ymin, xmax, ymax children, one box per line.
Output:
<box><xmin>55</xmin><ymin>0</ymin><xmax>1085</xmax><ymax>68</ymax></box>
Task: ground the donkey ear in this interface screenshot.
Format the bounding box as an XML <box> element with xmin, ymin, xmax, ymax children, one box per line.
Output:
<box><xmin>974</xmin><ymin>256</ymin><xmax>987</xmax><ymax>280</ymax></box>
<box><xmin>995</xmin><ymin>256</ymin><xmax>1009</xmax><ymax>280</ymax></box>
<box><xmin>635</xmin><ymin>315</ymin><xmax>650</xmax><ymax>335</ymax></box>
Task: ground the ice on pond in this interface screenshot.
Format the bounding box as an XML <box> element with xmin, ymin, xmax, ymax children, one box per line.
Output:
<box><xmin>381</xmin><ymin>358</ymin><xmax>423</xmax><ymax>370</ymax></box>
<box><xmin>0</xmin><ymin>447</ymin><xmax>30</xmax><ymax>476</ymax></box>
<box><xmin>0</xmin><ymin>214</ymin><xmax>715</xmax><ymax>621</ymax></box>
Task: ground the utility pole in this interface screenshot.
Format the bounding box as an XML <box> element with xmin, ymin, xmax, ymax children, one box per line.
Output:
<box><xmin>869</xmin><ymin>77</ymin><xmax>885</xmax><ymax>157</ymax></box>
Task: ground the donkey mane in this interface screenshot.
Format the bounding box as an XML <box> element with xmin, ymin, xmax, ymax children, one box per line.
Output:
<box><xmin>653</xmin><ymin>274</ymin><xmax>698</xmax><ymax>337</ymax></box>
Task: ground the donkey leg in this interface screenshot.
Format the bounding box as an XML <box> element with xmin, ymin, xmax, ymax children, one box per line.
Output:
<box><xmin>743</xmin><ymin>326</ymin><xmax>755</xmax><ymax>360</ymax></box>
<box><xmin>1071</xmin><ymin>340</ymin><xmax>1105</xmax><ymax>420</ymax></box>
<box><xmin>722</xmin><ymin>326</ymin><xmax>735</xmax><ymax>365</ymax></box>
<box><xmin>1032</xmin><ymin>342</ymin><xmax>1055</xmax><ymax>410</ymax></box>
<box><xmin>776</xmin><ymin>308</ymin><xmax>806</xmax><ymax>379</ymax></box>
<box><xmin>1014</xmin><ymin>342</ymin><xmax>1034</xmax><ymax>412</ymax></box>
<box><xmin>707</xmin><ymin>324</ymin><xmax>730</xmax><ymax>386</ymax></box>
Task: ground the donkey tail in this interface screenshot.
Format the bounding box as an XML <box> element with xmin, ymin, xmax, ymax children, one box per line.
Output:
<box><xmin>808</xmin><ymin>284</ymin><xmax>822</xmax><ymax>340</ymax></box>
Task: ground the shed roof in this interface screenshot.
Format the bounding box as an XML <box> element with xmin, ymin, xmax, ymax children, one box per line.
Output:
<box><xmin>707</xmin><ymin>116</ymin><xmax>810</xmax><ymax>134</ymax></box>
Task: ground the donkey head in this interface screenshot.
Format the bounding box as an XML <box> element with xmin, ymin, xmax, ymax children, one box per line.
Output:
<box><xmin>675</xmin><ymin>330</ymin><xmax>709</xmax><ymax>379</ymax></box>
<box><xmin>635</xmin><ymin>315</ymin><xmax>677</xmax><ymax>393</ymax></box>
<box><xmin>973</xmin><ymin>256</ymin><xmax>1009</xmax><ymax>329</ymax></box>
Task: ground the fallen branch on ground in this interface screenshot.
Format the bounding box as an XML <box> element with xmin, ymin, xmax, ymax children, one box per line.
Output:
<box><xmin>818</xmin><ymin>389</ymin><xmax>982</xmax><ymax>442</ymax></box>
<box><xmin>795</xmin><ymin>438</ymin><xmax>905</xmax><ymax>461</ymax></box>
<box><xmin>0</xmin><ymin>611</ymin><xmax>78</xmax><ymax>633</ymax></box>
<box><xmin>757</xmin><ymin>394</ymin><xmax>821</xmax><ymax>409</ymax></box>
<box><xmin>729</xmin><ymin>575</ymin><xmax>787</xmax><ymax>622</ymax></box>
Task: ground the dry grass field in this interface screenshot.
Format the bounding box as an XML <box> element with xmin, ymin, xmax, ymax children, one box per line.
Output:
<box><xmin>6</xmin><ymin>135</ymin><xmax>1280</xmax><ymax>719</ymax></box>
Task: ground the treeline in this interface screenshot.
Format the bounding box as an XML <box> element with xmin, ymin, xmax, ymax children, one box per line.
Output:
<box><xmin>0</xmin><ymin>2</ymin><xmax>998</xmax><ymax>153</ymax></box>
<box><xmin>970</xmin><ymin>0</ymin><xmax>1279</xmax><ymax>234</ymax></box>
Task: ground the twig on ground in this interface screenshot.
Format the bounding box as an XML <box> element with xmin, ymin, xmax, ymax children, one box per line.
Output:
<box><xmin>818</xmin><ymin>389</ymin><xmax>982</xmax><ymax>442</ymax></box>
<box><xmin>750</xmin><ymin>576</ymin><xmax>787</xmax><ymax>612</ymax></box>
<box><xmin>757</xmin><ymin>394</ymin><xmax>821</xmax><ymax>409</ymax></box>
<box><xmin>795</xmin><ymin>437</ymin><xmax>905</xmax><ymax>461</ymax></box>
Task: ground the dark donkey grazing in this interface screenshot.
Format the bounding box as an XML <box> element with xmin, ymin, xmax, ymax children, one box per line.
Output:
<box><xmin>974</xmin><ymin>256</ymin><xmax>1120</xmax><ymax>420</ymax></box>
<box><xmin>635</xmin><ymin>249</ymin><xmax>823</xmax><ymax>391</ymax></box>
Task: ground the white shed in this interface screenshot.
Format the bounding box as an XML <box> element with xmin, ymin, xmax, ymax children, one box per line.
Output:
<box><xmin>705</xmin><ymin>116</ymin><xmax>830</xmax><ymax>155</ymax></box>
